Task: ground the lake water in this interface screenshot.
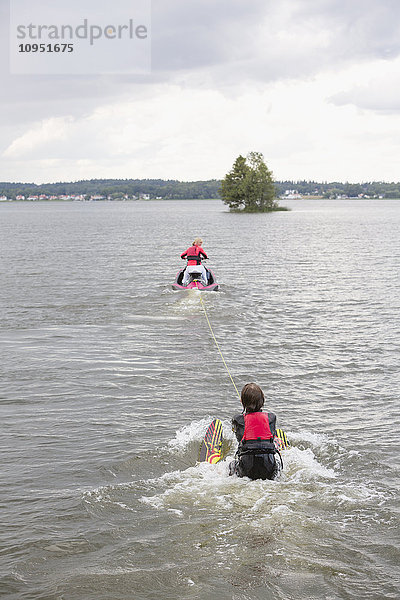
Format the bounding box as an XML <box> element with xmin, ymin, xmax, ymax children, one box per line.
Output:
<box><xmin>1</xmin><ymin>199</ymin><xmax>399</xmax><ymax>600</ymax></box>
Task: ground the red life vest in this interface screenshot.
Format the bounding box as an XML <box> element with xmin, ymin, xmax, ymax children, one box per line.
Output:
<box><xmin>242</xmin><ymin>412</ymin><xmax>273</xmax><ymax>442</ymax></box>
<box><xmin>186</xmin><ymin>246</ymin><xmax>202</xmax><ymax>265</ymax></box>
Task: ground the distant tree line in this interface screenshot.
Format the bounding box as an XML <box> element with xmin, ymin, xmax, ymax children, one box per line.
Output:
<box><xmin>274</xmin><ymin>180</ymin><xmax>400</xmax><ymax>198</ymax></box>
<box><xmin>1</xmin><ymin>178</ymin><xmax>400</xmax><ymax>200</ymax></box>
<box><xmin>0</xmin><ymin>179</ymin><xmax>221</xmax><ymax>200</ymax></box>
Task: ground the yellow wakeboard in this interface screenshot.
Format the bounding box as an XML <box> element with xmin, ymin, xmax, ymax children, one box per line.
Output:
<box><xmin>274</xmin><ymin>428</ymin><xmax>290</xmax><ymax>451</ymax></box>
<box><xmin>199</xmin><ymin>419</ymin><xmax>223</xmax><ymax>464</ymax></box>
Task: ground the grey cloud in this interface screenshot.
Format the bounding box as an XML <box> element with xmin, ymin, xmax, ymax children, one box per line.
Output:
<box><xmin>331</xmin><ymin>82</ymin><xmax>400</xmax><ymax>113</ymax></box>
<box><xmin>151</xmin><ymin>0</ymin><xmax>267</xmax><ymax>71</ymax></box>
<box><xmin>304</xmin><ymin>0</ymin><xmax>400</xmax><ymax>61</ymax></box>
<box><xmin>1</xmin><ymin>0</ymin><xmax>400</xmax><ymax>128</ymax></box>
<box><xmin>151</xmin><ymin>0</ymin><xmax>400</xmax><ymax>78</ymax></box>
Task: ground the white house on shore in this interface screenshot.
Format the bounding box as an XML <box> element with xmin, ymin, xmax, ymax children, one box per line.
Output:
<box><xmin>283</xmin><ymin>189</ymin><xmax>302</xmax><ymax>199</ymax></box>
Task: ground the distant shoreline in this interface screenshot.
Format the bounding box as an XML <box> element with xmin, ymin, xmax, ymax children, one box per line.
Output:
<box><xmin>2</xmin><ymin>196</ymin><xmax>400</xmax><ymax>205</ymax></box>
<box><xmin>1</xmin><ymin>178</ymin><xmax>400</xmax><ymax>201</ymax></box>
<box><xmin>0</xmin><ymin>198</ymin><xmax>228</xmax><ymax>204</ymax></box>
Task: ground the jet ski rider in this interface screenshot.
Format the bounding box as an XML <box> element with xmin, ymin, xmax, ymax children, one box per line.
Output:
<box><xmin>181</xmin><ymin>238</ymin><xmax>208</xmax><ymax>286</ymax></box>
<box><xmin>229</xmin><ymin>383</ymin><xmax>281</xmax><ymax>480</ymax></box>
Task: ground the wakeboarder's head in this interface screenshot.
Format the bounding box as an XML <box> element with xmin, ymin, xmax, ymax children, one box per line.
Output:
<box><xmin>241</xmin><ymin>383</ymin><xmax>265</xmax><ymax>413</ymax></box>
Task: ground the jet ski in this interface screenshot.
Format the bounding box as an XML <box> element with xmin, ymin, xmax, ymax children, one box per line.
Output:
<box><xmin>172</xmin><ymin>265</ymin><xmax>219</xmax><ymax>291</ymax></box>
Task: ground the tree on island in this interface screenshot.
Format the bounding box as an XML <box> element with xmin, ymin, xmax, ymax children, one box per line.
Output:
<box><xmin>220</xmin><ymin>152</ymin><xmax>281</xmax><ymax>212</ymax></box>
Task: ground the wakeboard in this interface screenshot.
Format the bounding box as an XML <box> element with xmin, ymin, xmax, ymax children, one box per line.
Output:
<box><xmin>199</xmin><ymin>418</ymin><xmax>223</xmax><ymax>464</ymax></box>
<box><xmin>274</xmin><ymin>428</ymin><xmax>290</xmax><ymax>451</ymax></box>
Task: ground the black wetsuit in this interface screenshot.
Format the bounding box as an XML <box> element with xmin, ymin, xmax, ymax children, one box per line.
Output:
<box><xmin>229</xmin><ymin>411</ymin><xmax>279</xmax><ymax>480</ymax></box>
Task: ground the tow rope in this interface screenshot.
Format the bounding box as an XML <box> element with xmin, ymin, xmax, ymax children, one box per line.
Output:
<box><xmin>199</xmin><ymin>294</ymin><xmax>240</xmax><ymax>399</ymax></box>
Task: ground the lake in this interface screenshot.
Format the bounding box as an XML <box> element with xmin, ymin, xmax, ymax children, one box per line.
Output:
<box><xmin>1</xmin><ymin>198</ymin><xmax>399</xmax><ymax>599</ymax></box>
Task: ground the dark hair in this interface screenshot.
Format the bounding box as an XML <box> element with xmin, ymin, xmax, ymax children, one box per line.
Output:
<box><xmin>241</xmin><ymin>383</ymin><xmax>265</xmax><ymax>413</ymax></box>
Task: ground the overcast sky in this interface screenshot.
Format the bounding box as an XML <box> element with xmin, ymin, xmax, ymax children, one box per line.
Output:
<box><xmin>1</xmin><ymin>0</ymin><xmax>400</xmax><ymax>184</ymax></box>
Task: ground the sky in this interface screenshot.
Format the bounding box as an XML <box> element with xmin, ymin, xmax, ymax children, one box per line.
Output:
<box><xmin>1</xmin><ymin>0</ymin><xmax>400</xmax><ymax>184</ymax></box>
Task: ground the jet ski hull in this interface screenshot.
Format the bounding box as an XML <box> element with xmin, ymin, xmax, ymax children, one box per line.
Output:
<box><xmin>172</xmin><ymin>268</ymin><xmax>219</xmax><ymax>291</ymax></box>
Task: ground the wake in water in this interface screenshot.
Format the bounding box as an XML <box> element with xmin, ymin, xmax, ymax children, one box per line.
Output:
<box><xmin>83</xmin><ymin>418</ymin><xmax>392</xmax><ymax>521</ymax></box>
<box><xmin>138</xmin><ymin>419</ymin><xmax>338</xmax><ymax>514</ymax></box>
<box><xmin>142</xmin><ymin>420</ymin><xmax>394</xmax><ymax>533</ymax></box>
<box><xmin>83</xmin><ymin>418</ymin><xmax>384</xmax><ymax>517</ymax></box>
<box><xmin>80</xmin><ymin>420</ymin><xmax>398</xmax><ymax>600</ymax></box>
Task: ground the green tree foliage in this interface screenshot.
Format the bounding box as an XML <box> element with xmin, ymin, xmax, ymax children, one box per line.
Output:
<box><xmin>220</xmin><ymin>152</ymin><xmax>278</xmax><ymax>212</ymax></box>
<box><xmin>219</xmin><ymin>155</ymin><xmax>248</xmax><ymax>211</ymax></box>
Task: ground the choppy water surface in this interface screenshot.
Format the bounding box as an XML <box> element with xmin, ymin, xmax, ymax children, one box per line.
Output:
<box><xmin>1</xmin><ymin>199</ymin><xmax>399</xmax><ymax>600</ymax></box>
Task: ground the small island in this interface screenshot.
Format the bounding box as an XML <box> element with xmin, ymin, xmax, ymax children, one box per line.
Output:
<box><xmin>220</xmin><ymin>152</ymin><xmax>288</xmax><ymax>212</ymax></box>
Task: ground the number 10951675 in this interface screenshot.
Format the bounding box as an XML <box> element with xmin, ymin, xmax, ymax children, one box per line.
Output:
<box><xmin>18</xmin><ymin>43</ymin><xmax>74</xmax><ymax>53</ymax></box>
